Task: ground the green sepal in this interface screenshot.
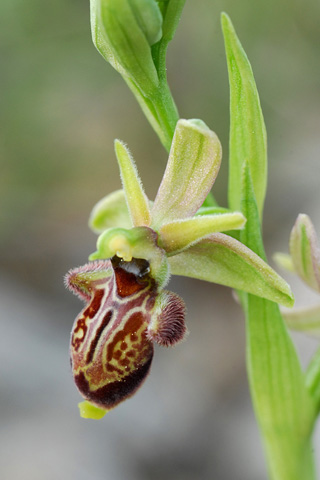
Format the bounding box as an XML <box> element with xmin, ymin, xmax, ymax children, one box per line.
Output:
<box><xmin>90</xmin><ymin>226</ymin><xmax>169</xmax><ymax>287</ymax></box>
<box><xmin>290</xmin><ymin>214</ymin><xmax>320</xmax><ymax>292</ymax></box>
<box><xmin>222</xmin><ymin>13</ymin><xmax>267</xmax><ymax>219</ymax></box>
<box><xmin>283</xmin><ymin>304</ymin><xmax>320</xmax><ymax>337</ymax></box>
<box><xmin>169</xmin><ymin>232</ymin><xmax>294</xmax><ymax>307</ymax></box>
<box><xmin>89</xmin><ymin>189</ymin><xmax>132</xmax><ymax>233</ymax></box>
<box><xmin>196</xmin><ymin>206</ymin><xmax>233</xmax><ymax>216</ymax></box>
<box><xmin>159</xmin><ymin>212</ymin><xmax>246</xmax><ymax>254</ymax></box>
<box><xmin>273</xmin><ymin>252</ymin><xmax>295</xmax><ymax>273</ymax></box>
<box><xmin>151</xmin><ymin>119</ymin><xmax>222</xmax><ymax>228</ymax></box>
<box><xmin>114</xmin><ymin>140</ymin><xmax>151</xmax><ymax>227</ymax></box>
<box><xmin>78</xmin><ymin>401</ymin><xmax>107</xmax><ymax>420</ymax></box>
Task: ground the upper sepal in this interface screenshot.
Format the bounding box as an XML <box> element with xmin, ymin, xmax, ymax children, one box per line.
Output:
<box><xmin>168</xmin><ymin>233</ymin><xmax>294</xmax><ymax>307</ymax></box>
<box><xmin>290</xmin><ymin>214</ymin><xmax>320</xmax><ymax>293</ymax></box>
<box><xmin>151</xmin><ymin>119</ymin><xmax>222</xmax><ymax>228</ymax></box>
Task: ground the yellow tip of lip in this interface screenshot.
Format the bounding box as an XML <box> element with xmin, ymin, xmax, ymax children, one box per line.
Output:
<box><xmin>78</xmin><ymin>401</ymin><xmax>108</xmax><ymax>420</ymax></box>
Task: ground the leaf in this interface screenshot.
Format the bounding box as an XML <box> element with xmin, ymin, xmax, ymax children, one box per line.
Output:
<box><xmin>168</xmin><ymin>232</ymin><xmax>294</xmax><ymax>307</ymax></box>
<box><xmin>290</xmin><ymin>214</ymin><xmax>320</xmax><ymax>292</ymax></box>
<box><xmin>222</xmin><ymin>13</ymin><xmax>267</xmax><ymax>219</ymax></box>
<box><xmin>115</xmin><ymin>140</ymin><xmax>151</xmax><ymax>227</ymax></box>
<box><xmin>89</xmin><ymin>189</ymin><xmax>132</xmax><ymax>233</ymax></box>
<box><xmin>159</xmin><ymin>212</ymin><xmax>246</xmax><ymax>254</ymax></box>
<box><xmin>151</xmin><ymin>119</ymin><xmax>222</xmax><ymax>228</ymax></box>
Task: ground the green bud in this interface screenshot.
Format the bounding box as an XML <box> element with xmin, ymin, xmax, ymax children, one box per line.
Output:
<box><xmin>290</xmin><ymin>214</ymin><xmax>320</xmax><ymax>292</ymax></box>
<box><xmin>90</xmin><ymin>0</ymin><xmax>160</xmax><ymax>96</ymax></box>
<box><xmin>130</xmin><ymin>0</ymin><xmax>162</xmax><ymax>45</ymax></box>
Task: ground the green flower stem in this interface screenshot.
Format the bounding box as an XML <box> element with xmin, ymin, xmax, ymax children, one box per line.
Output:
<box><xmin>222</xmin><ymin>13</ymin><xmax>317</xmax><ymax>478</ymax></box>
<box><xmin>306</xmin><ymin>346</ymin><xmax>320</xmax><ymax>414</ymax></box>
<box><xmin>125</xmin><ymin>78</ymin><xmax>179</xmax><ymax>152</ymax></box>
<box><xmin>246</xmin><ymin>296</ymin><xmax>316</xmax><ymax>480</ymax></box>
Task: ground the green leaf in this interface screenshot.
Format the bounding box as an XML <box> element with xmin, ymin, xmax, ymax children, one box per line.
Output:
<box><xmin>290</xmin><ymin>214</ymin><xmax>320</xmax><ymax>292</ymax></box>
<box><xmin>89</xmin><ymin>189</ymin><xmax>132</xmax><ymax>233</ymax></box>
<box><xmin>151</xmin><ymin>119</ymin><xmax>222</xmax><ymax>228</ymax></box>
<box><xmin>222</xmin><ymin>13</ymin><xmax>267</xmax><ymax>219</ymax></box>
<box><xmin>115</xmin><ymin>140</ymin><xmax>151</xmax><ymax>227</ymax></box>
<box><xmin>159</xmin><ymin>212</ymin><xmax>246</xmax><ymax>254</ymax></box>
<box><xmin>168</xmin><ymin>232</ymin><xmax>294</xmax><ymax>307</ymax></box>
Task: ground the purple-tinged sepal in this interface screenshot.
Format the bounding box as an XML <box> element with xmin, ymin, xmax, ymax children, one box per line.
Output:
<box><xmin>290</xmin><ymin>214</ymin><xmax>320</xmax><ymax>293</ymax></box>
<box><xmin>151</xmin><ymin>119</ymin><xmax>222</xmax><ymax>229</ymax></box>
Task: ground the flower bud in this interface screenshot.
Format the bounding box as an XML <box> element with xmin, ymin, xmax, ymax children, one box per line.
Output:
<box><xmin>90</xmin><ymin>0</ymin><xmax>161</xmax><ymax>96</ymax></box>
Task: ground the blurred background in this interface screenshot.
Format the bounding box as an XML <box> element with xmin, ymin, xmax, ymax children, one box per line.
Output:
<box><xmin>1</xmin><ymin>0</ymin><xmax>320</xmax><ymax>479</ymax></box>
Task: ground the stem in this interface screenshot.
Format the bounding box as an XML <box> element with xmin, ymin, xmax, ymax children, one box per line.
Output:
<box><xmin>245</xmin><ymin>295</ymin><xmax>316</xmax><ymax>480</ymax></box>
<box><xmin>124</xmin><ymin>77</ymin><xmax>179</xmax><ymax>152</ymax></box>
<box><xmin>263</xmin><ymin>434</ymin><xmax>315</xmax><ymax>480</ymax></box>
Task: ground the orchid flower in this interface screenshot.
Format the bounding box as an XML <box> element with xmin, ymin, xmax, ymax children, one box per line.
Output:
<box><xmin>65</xmin><ymin>119</ymin><xmax>293</xmax><ymax>419</ymax></box>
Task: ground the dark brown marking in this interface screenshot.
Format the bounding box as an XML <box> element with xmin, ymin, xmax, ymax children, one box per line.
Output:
<box><xmin>83</xmin><ymin>289</ymin><xmax>104</xmax><ymax>319</ymax></box>
<box><xmin>119</xmin><ymin>358</ymin><xmax>130</xmax><ymax>367</ymax></box>
<box><xmin>113</xmin><ymin>350</ymin><xmax>122</xmax><ymax>361</ymax></box>
<box><xmin>74</xmin><ymin>351</ymin><xmax>153</xmax><ymax>409</ymax></box>
<box><xmin>72</xmin><ymin>317</ymin><xmax>88</xmax><ymax>351</ymax></box>
<box><xmin>86</xmin><ymin>311</ymin><xmax>113</xmax><ymax>364</ymax></box>
<box><xmin>120</xmin><ymin>341</ymin><xmax>127</xmax><ymax>351</ymax></box>
<box><xmin>106</xmin><ymin>312</ymin><xmax>144</xmax><ymax>362</ymax></box>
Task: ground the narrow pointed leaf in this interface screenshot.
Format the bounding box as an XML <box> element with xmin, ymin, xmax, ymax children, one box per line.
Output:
<box><xmin>283</xmin><ymin>304</ymin><xmax>320</xmax><ymax>337</ymax></box>
<box><xmin>89</xmin><ymin>189</ymin><xmax>132</xmax><ymax>233</ymax></box>
<box><xmin>151</xmin><ymin>119</ymin><xmax>222</xmax><ymax>228</ymax></box>
<box><xmin>290</xmin><ymin>214</ymin><xmax>320</xmax><ymax>292</ymax></box>
<box><xmin>222</xmin><ymin>13</ymin><xmax>267</xmax><ymax>219</ymax></box>
<box><xmin>159</xmin><ymin>212</ymin><xmax>246</xmax><ymax>254</ymax></box>
<box><xmin>115</xmin><ymin>140</ymin><xmax>151</xmax><ymax>227</ymax></box>
<box><xmin>169</xmin><ymin>233</ymin><xmax>294</xmax><ymax>307</ymax></box>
